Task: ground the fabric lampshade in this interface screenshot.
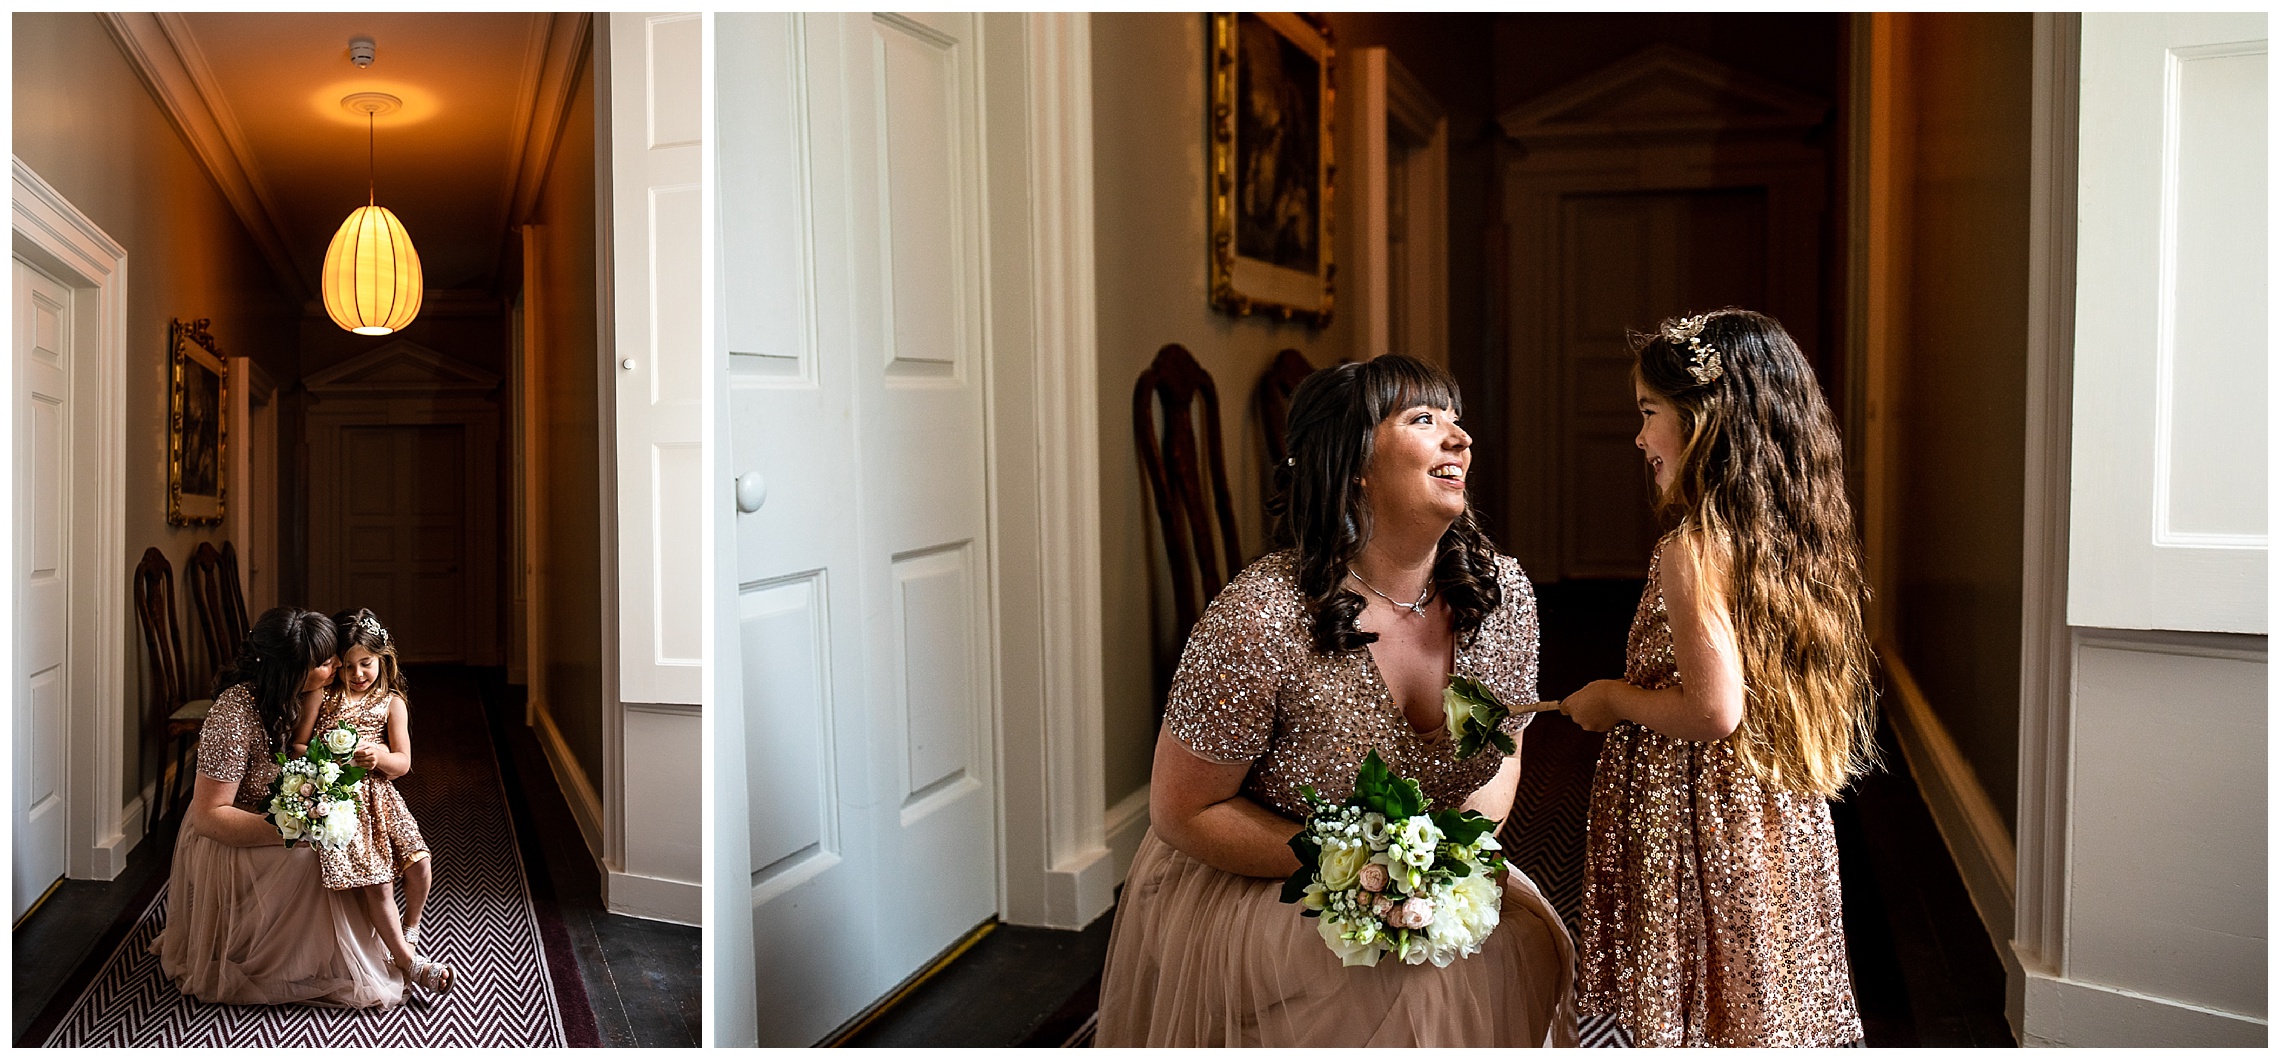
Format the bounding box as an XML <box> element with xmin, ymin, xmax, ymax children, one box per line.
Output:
<box><xmin>321</xmin><ymin>203</ymin><xmax>423</xmax><ymax>335</ymax></box>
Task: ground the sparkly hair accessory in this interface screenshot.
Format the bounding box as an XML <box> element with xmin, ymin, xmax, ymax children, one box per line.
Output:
<box><xmin>1665</xmin><ymin>314</ymin><xmax>1724</xmax><ymax>385</ymax></box>
<box><xmin>359</xmin><ymin>612</ymin><xmax>390</xmax><ymax>647</ymax></box>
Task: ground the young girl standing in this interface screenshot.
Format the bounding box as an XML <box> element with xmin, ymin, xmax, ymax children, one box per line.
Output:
<box><xmin>1560</xmin><ymin>309</ymin><xmax>1875</xmax><ymax>1046</ymax></box>
<box><xmin>291</xmin><ymin>607</ymin><xmax>451</xmax><ymax>994</ymax></box>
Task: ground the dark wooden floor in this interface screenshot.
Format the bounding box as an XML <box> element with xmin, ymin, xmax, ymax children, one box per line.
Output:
<box><xmin>11</xmin><ymin>665</ymin><xmax>701</xmax><ymax>1048</ymax></box>
<box><xmin>841</xmin><ymin>579</ymin><xmax>2013</xmax><ymax>1047</ymax></box>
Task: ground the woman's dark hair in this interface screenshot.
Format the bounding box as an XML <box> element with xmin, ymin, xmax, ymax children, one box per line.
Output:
<box><xmin>332</xmin><ymin>607</ymin><xmax>409</xmax><ymax>703</ymax></box>
<box><xmin>1268</xmin><ymin>354</ymin><xmax>1503</xmax><ymax>654</ymax></box>
<box><xmin>213</xmin><ymin>606</ymin><xmax>338</xmax><ymax>755</ymax></box>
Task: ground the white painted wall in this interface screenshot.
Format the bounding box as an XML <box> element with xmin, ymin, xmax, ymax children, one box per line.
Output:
<box><xmin>2012</xmin><ymin>12</ymin><xmax>2268</xmax><ymax>1048</ymax></box>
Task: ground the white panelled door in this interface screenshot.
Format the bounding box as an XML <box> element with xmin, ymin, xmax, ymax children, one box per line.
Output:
<box><xmin>723</xmin><ymin>12</ymin><xmax>1000</xmax><ymax>1046</ymax></box>
<box><xmin>14</xmin><ymin>258</ymin><xmax>71</xmax><ymax>922</ymax></box>
<box><xmin>2071</xmin><ymin>13</ymin><xmax>2267</xmax><ymax>633</ymax></box>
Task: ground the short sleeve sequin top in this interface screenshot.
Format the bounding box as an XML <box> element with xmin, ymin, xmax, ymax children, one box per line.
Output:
<box><xmin>1576</xmin><ymin>533</ymin><xmax>1862</xmax><ymax>1046</ymax></box>
<box><xmin>198</xmin><ymin>684</ymin><xmax>282</xmax><ymax>812</ymax></box>
<box><xmin>1162</xmin><ymin>549</ymin><xmax>1539</xmax><ymax>818</ymax></box>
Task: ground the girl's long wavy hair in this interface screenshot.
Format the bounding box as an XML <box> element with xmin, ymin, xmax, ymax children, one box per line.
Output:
<box><xmin>1636</xmin><ymin>308</ymin><xmax>1878</xmax><ymax>798</ymax></box>
<box><xmin>212</xmin><ymin>606</ymin><xmax>338</xmax><ymax>755</ymax></box>
<box><xmin>1269</xmin><ymin>354</ymin><xmax>1503</xmax><ymax>654</ymax></box>
<box><xmin>333</xmin><ymin>607</ymin><xmax>409</xmax><ymax>703</ymax></box>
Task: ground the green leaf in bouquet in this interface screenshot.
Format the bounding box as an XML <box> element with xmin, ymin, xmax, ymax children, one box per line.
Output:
<box><xmin>341</xmin><ymin>764</ymin><xmax>370</xmax><ymax>786</ymax></box>
<box><xmin>1430</xmin><ymin>808</ymin><xmax>1496</xmax><ymax>847</ymax></box>
<box><xmin>1279</xmin><ymin>864</ymin><xmax>1315</xmax><ymax>906</ymax></box>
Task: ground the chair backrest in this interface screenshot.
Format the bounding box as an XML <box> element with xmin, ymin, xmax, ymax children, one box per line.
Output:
<box><xmin>132</xmin><ymin>547</ymin><xmax>191</xmax><ymax>726</ymax></box>
<box><xmin>217</xmin><ymin>539</ymin><xmax>250</xmax><ymax>651</ymax></box>
<box><xmin>1134</xmin><ymin>343</ymin><xmax>1245</xmax><ymax>648</ymax></box>
<box><xmin>1254</xmin><ymin>348</ymin><xmax>1317</xmax><ymax>533</ymax></box>
<box><xmin>184</xmin><ymin>542</ymin><xmax>231</xmax><ymax>677</ymax></box>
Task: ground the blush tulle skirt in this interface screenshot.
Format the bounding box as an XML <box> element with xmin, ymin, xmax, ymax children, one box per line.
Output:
<box><xmin>152</xmin><ymin>816</ymin><xmax>405</xmax><ymax>1008</ymax></box>
<box><xmin>1096</xmin><ymin>829</ymin><xmax>1579</xmax><ymax>1046</ymax></box>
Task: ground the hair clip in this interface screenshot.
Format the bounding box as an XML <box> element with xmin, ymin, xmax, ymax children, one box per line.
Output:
<box><xmin>1286</xmin><ymin>456</ymin><xmax>1296</xmax><ymax>467</ymax></box>
<box><xmin>1665</xmin><ymin>314</ymin><xmax>1724</xmax><ymax>385</ymax></box>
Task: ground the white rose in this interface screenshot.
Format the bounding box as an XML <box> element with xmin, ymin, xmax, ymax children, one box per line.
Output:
<box><xmin>1319</xmin><ymin>840</ymin><xmax>1368</xmax><ymax>892</ymax></box>
<box><xmin>1426</xmin><ymin>870</ymin><xmax>1501</xmax><ymax>961</ymax></box>
<box><xmin>321</xmin><ymin>727</ymin><xmax>358</xmax><ymax>756</ymax></box>
<box><xmin>318</xmin><ymin>760</ymin><xmax>343</xmax><ymax>786</ymax></box>
<box><xmin>277</xmin><ymin>813</ymin><xmax>306</xmax><ymax>842</ymax></box>
<box><xmin>1316</xmin><ymin>914</ymin><xmax>1382</xmax><ymax>968</ymax></box>
<box><xmin>1442</xmin><ymin>684</ymin><xmax>1473</xmax><ymax>743</ymax></box>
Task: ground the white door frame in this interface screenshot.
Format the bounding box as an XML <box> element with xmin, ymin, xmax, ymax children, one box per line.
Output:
<box><xmin>11</xmin><ymin>157</ymin><xmax>132</xmax><ymax>880</ymax></box>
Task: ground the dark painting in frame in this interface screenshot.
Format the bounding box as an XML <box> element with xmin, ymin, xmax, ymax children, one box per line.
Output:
<box><xmin>1210</xmin><ymin>12</ymin><xmax>1335</xmax><ymax>326</ymax></box>
<box><xmin>168</xmin><ymin>317</ymin><xmax>225</xmax><ymax>526</ymax></box>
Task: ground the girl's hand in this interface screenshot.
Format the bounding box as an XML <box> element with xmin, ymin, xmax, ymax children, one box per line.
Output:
<box><xmin>1560</xmin><ymin>680</ymin><xmax>1628</xmax><ymax>732</ymax></box>
<box><xmin>352</xmin><ymin>741</ymin><xmax>384</xmax><ymax>768</ymax></box>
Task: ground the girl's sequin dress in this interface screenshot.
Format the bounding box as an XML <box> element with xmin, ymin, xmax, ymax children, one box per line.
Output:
<box><xmin>1576</xmin><ymin>533</ymin><xmax>1862</xmax><ymax>1046</ymax></box>
<box><xmin>311</xmin><ymin>686</ymin><xmax>431</xmax><ymax>889</ymax></box>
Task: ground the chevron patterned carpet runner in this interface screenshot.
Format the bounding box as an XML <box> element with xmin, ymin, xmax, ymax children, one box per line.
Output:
<box><xmin>27</xmin><ymin>672</ymin><xmax>595</xmax><ymax>1047</ymax></box>
<box><xmin>1499</xmin><ymin>710</ymin><xmax>1630</xmax><ymax>1048</ymax></box>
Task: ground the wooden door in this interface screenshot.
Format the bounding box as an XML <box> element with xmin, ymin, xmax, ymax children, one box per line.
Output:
<box><xmin>14</xmin><ymin>258</ymin><xmax>71</xmax><ymax>920</ymax></box>
<box><xmin>1556</xmin><ymin>187</ymin><xmax>1768</xmax><ymax>577</ymax></box>
<box><xmin>339</xmin><ymin>425</ymin><xmax>467</xmax><ymax>662</ymax></box>
<box><xmin>723</xmin><ymin>11</ymin><xmax>1000</xmax><ymax>1045</ymax></box>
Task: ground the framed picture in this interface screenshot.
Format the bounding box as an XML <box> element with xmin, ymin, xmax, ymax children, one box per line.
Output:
<box><xmin>168</xmin><ymin>317</ymin><xmax>226</xmax><ymax>526</ymax></box>
<box><xmin>1209</xmin><ymin>12</ymin><xmax>1335</xmax><ymax>326</ymax></box>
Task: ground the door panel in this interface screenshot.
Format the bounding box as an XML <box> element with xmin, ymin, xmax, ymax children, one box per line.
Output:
<box><xmin>727</xmin><ymin>11</ymin><xmax>998</xmax><ymax>1045</ymax></box>
<box><xmin>1556</xmin><ymin>187</ymin><xmax>1768</xmax><ymax>577</ymax></box>
<box><xmin>15</xmin><ymin>258</ymin><xmax>71</xmax><ymax>921</ymax></box>
<box><xmin>339</xmin><ymin>425</ymin><xmax>466</xmax><ymax>661</ymax></box>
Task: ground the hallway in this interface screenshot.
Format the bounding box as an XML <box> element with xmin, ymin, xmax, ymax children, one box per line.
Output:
<box><xmin>12</xmin><ymin>666</ymin><xmax>697</xmax><ymax>1047</ymax></box>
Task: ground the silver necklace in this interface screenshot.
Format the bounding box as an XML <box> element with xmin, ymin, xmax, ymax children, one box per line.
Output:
<box><xmin>1348</xmin><ymin>568</ymin><xmax>1433</xmax><ymax>615</ymax></box>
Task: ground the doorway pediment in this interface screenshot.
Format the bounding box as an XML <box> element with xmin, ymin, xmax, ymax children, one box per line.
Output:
<box><xmin>1498</xmin><ymin>43</ymin><xmax>1827</xmax><ymax>146</ymax></box>
<box><xmin>302</xmin><ymin>339</ymin><xmax>499</xmax><ymax>399</ymax></box>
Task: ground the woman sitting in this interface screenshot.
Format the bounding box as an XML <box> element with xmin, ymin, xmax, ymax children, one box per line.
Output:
<box><xmin>1095</xmin><ymin>354</ymin><xmax>1577</xmax><ymax>1046</ymax></box>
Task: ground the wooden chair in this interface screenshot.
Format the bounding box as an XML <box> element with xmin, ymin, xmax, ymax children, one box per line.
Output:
<box><xmin>133</xmin><ymin>547</ymin><xmax>212</xmax><ymax>831</ymax></box>
<box><xmin>1254</xmin><ymin>348</ymin><xmax>1317</xmax><ymax>538</ymax></box>
<box><xmin>184</xmin><ymin>541</ymin><xmax>232</xmax><ymax>677</ymax></box>
<box><xmin>1134</xmin><ymin>344</ymin><xmax>1245</xmax><ymax>665</ymax></box>
<box><xmin>218</xmin><ymin>539</ymin><xmax>250</xmax><ymax>651</ymax></box>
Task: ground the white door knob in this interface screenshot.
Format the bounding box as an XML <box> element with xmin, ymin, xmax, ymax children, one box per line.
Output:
<box><xmin>735</xmin><ymin>471</ymin><xmax>767</xmax><ymax>513</ymax></box>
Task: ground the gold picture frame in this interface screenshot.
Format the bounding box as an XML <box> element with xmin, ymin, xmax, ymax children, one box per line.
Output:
<box><xmin>1209</xmin><ymin>11</ymin><xmax>1335</xmax><ymax>326</ymax></box>
<box><xmin>168</xmin><ymin>317</ymin><xmax>226</xmax><ymax>526</ymax></box>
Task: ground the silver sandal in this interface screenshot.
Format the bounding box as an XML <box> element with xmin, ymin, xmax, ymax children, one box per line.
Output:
<box><xmin>409</xmin><ymin>957</ymin><xmax>454</xmax><ymax>994</ymax></box>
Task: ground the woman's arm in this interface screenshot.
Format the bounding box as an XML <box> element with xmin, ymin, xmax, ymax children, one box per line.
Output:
<box><xmin>188</xmin><ymin>772</ymin><xmax>284</xmax><ymax>847</ymax></box>
<box><xmin>1457</xmin><ymin>737</ymin><xmax>1524</xmax><ymax>826</ymax></box>
<box><xmin>1147</xmin><ymin>729</ymin><xmax>1302</xmax><ymax>879</ymax></box>
<box><xmin>288</xmin><ymin>690</ymin><xmax>322</xmax><ymax>758</ymax></box>
<box><xmin>1560</xmin><ymin>539</ymin><xmax>1746</xmax><ymax>742</ymax></box>
<box><xmin>354</xmin><ymin>697</ymin><xmax>413</xmax><ymax>778</ymax></box>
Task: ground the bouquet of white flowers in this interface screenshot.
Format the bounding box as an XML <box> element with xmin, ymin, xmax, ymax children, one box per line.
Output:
<box><xmin>1280</xmin><ymin>748</ymin><xmax>1507</xmax><ymax>968</ymax></box>
<box><xmin>263</xmin><ymin>722</ymin><xmax>368</xmax><ymax>850</ymax></box>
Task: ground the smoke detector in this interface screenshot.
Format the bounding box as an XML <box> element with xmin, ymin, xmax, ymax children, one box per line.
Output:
<box><xmin>349</xmin><ymin>36</ymin><xmax>376</xmax><ymax>69</ymax></box>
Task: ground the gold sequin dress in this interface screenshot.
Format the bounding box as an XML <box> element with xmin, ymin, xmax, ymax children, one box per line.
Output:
<box><xmin>152</xmin><ymin>683</ymin><xmax>405</xmax><ymax>1007</ymax></box>
<box><xmin>1096</xmin><ymin>550</ymin><xmax>1579</xmax><ymax>1047</ymax></box>
<box><xmin>1576</xmin><ymin>535</ymin><xmax>1862</xmax><ymax>1046</ymax></box>
<box><xmin>312</xmin><ymin>687</ymin><xmax>431</xmax><ymax>889</ymax></box>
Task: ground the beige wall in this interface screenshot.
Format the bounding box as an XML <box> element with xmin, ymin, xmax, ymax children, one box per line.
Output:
<box><xmin>1879</xmin><ymin>13</ymin><xmax>2034</xmax><ymax>826</ymax></box>
<box><xmin>1090</xmin><ymin>13</ymin><xmax>1357</xmax><ymax>805</ymax></box>
<box><xmin>13</xmin><ymin>13</ymin><xmax>304</xmax><ymax>805</ymax></box>
<box><xmin>522</xmin><ymin>38</ymin><xmax>609</xmax><ymax>792</ymax></box>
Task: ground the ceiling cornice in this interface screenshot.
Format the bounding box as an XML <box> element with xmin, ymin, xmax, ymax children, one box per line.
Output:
<box><xmin>503</xmin><ymin>14</ymin><xmax>593</xmax><ymax>230</ymax></box>
<box><xmin>98</xmin><ymin>12</ymin><xmax>310</xmax><ymax>301</ymax></box>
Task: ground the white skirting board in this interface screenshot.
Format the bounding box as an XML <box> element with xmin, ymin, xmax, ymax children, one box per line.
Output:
<box><xmin>1104</xmin><ymin>784</ymin><xmax>1150</xmax><ymax>890</ymax></box>
<box><xmin>606</xmin><ymin>870</ymin><xmax>701</xmax><ymax>926</ymax></box>
<box><xmin>1876</xmin><ymin>645</ymin><xmax>2017</xmax><ymax>955</ymax></box>
<box><xmin>2021</xmin><ymin>966</ymin><xmax>2269</xmax><ymax>1047</ymax></box>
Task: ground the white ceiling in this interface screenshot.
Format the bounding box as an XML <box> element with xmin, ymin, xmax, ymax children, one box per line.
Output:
<box><xmin>110</xmin><ymin>12</ymin><xmax>588</xmax><ymax>303</ymax></box>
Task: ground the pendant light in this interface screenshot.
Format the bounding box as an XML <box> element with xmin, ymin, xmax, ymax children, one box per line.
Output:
<box><xmin>322</xmin><ymin>84</ymin><xmax>423</xmax><ymax>335</ymax></box>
